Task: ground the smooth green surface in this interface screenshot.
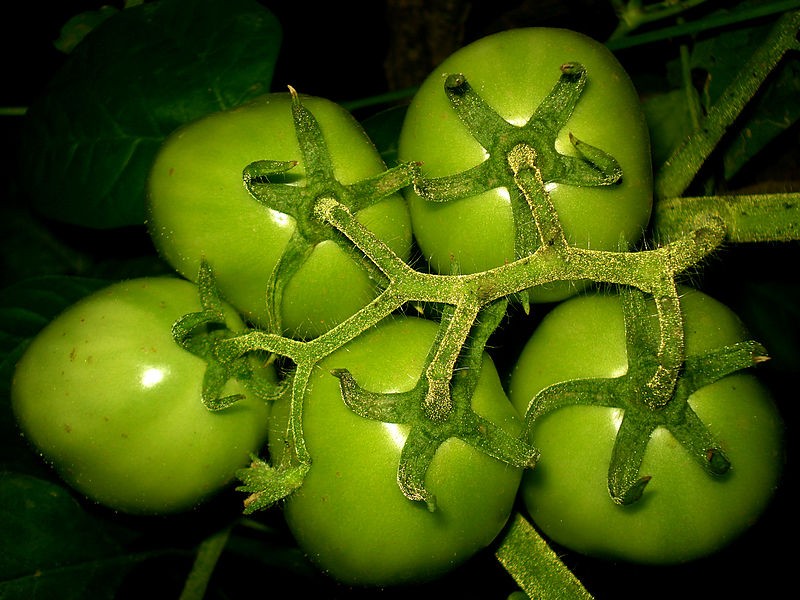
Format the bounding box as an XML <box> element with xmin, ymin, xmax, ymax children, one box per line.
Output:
<box><xmin>398</xmin><ymin>27</ymin><xmax>653</xmax><ymax>301</ymax></box>
<box><xmin>11</xmin><ymin>278</ymin><xmax>271</xmax><ymax>514</ymax></box>
<box><xmin>147</xmin><ymin>93</ymin><xmax>411</xmax><ymax>338</ymax></box>
<box><xmin>269</xmin><ymin>316</ymin><xmax>524</xmax><ymax>585</ymax></box>
<box><xmin>508</xmin><ymin>289</ymin><xmax>784</xmax><ymax>563</ymax></box>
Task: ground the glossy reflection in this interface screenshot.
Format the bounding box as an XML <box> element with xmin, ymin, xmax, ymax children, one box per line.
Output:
<box><xmin>140</xmin><ymin>367</ymin><xmax>165</xmax><ymax>389</ymax></box>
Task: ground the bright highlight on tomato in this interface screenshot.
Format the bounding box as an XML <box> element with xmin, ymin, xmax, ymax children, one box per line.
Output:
<box><xmin>398</xmin><ymin>27</ymin><xmax>653</xmax><ymax>302</ymax></box>
<box><xmin>508</xmin><ymin>288</ymin><xmax>783</xmax><ymax>564</ymax></box>
<box><xmin>147</xmin><ymin>93</ymin><xmax>412</xmax><ymax>338</ymax></box>
<box><xmin>11</xmin><ymin>277</ymin><xmax>272</xmax><ymax>514</ymax></box>
<box><xmin>268</xmin><ymin>316</ymin><xmax>524</xmax><ymax>585</ymax></box>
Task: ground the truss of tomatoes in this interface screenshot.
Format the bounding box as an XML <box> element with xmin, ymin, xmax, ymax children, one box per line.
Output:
<box><xmin>11</xmin><ymin>26</ymin><xmax>784</xmax><ymax>587</ymax></box>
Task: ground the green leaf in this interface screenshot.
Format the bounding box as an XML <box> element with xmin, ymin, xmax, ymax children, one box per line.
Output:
<box><xmin>0</xmin><ymin>203</ymin><xmax>90</xmax><ymax>288</ymax></box>
<box><xmin>690</xmin><ymin>19</ymin><xmax>773</xmax><ymax>108</ymax></box>
<box><xmin>689</xmin><ymin>17</ymin><xmax>800</xmax><ymax>180</ymax></box>
<box><xmin>53</xmin><ymin>5</ymin><xmax>120</xmax><ymax>54</ymax></box>
<box><xmin>641</xmin><ymin>89</ymin><xmax>695</xmax><ymax>172</ymax></box>
<box><xmin>0</xmin><ymin>202</ymin><xmax>172</xmax><ymax>289</ymax></box>
<box><xmin>0</xmin><ymin>473</ymin><xmax>146</xmax><ymax>600</ymax></box>
<box><xmin>721</xmin><ymin>57</ymin><xmax>800</xmax><ymax>180</ymax></box>
<box><xmin>19</xmin><ymin>0</ymin><xmax>281</xmax><ymax>229</ymax></box>
<box><xmin>736</xmin><ymin>280</ymin><xmax>800</xmax><ymax>374</ymax></box>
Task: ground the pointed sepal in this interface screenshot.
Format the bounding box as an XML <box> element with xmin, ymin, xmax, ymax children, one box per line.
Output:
<box><xmin>236</xmin><ymin>455</ymin><xmax>311</xmax><ymax>514</ymax></box>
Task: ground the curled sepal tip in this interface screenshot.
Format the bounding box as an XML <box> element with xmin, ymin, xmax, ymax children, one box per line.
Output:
<box><xmin>707</xmin><ymin>447</ymin><xmax>731</xmax><ymax>476</ymax></box>
<box><xmin>331</xmin><ymin>368</ymin><xmax>413</xmax><ymax>423</ymax></box>
<box><xmin>444</xmin><ymin>73</ymin><xmax>467</xmax><ymax>92</ymax></box>
<box><xmin>243</xmin><ymin>159</ymin><xmax>299</xmax><ymax>182</ymax></box>
<box><xmin>201</xmin><ymin>393</ymin><xmax>244</xmax><ymax>411</ymax></box>
<box><xmin>171</xmin><ymin>309</ymin><xmax>224</xmax><ymax>352</ymax></box>
<box><xmin>242</xmin><ymin>160</ymin><xmax>302</xmax><ymax>215</ymax></box>
<box><xmin>173</xmin><ymin>261</ymin><xmax>279</xmax><ymax>412</ymax></box>
<box><xmin>567</xmin><ymin>133</ymin><xmax>623</xmax><ymax>186</ymax></box>
<box><xmin>397</xmin><ymin>429</ymin><xmax>439</xmax><ymax>512</ymax></box>
<box><xmin>201</xmin><ymin>362</ymin><xmax>245</xmax><ymax>411</ymax></box>
<box><xmin>612</xmin><ymin>475</ymin><xmax>652</xmax><ymax>506</ymax></box>
<box><xmin>331</xmin><ymin>369</ymin><xmax>438</xmax><ymax>510</ymax></box>
<box><xmin>236</xmin><ymin>455</ymin><xmax>310</xmax><ymax>514</ymax></box>
<box><xmin>560</xmin><ymin>61</ymin><xmax>586</xmax><ymax>77</ymax></box>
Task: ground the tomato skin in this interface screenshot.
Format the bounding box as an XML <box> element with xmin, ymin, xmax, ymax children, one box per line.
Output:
<box><xmin>11</xmin><ymin>277</ymin><xmax>272</xmax><ymax>515</ymax></box>
<box><xmin>508</xmin><ymin>288</ymin><xmax>784</xmax><ymax>564</ymax></box>
<box><xmin>268</xmin><ymin>316</ymin><xmax>523</xmax><ymax>585</ymax></box>
<box><xmin>147</xmin><ymin>93</ymin><xmax>412</xmax><ymax>338</ymax></box>
<box><xmin>398</xmin><ymin>28</ymin><xmax>652</xmax><ymax>302</ymax></box>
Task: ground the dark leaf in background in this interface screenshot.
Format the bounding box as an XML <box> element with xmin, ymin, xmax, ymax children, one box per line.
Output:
<box><xmin>360</xmin><ymin>104</ymin><xmax>409</xmax><ymax>167</ymax></box>
<box><xmin>642</xmin><ymin>89</ymin><xmax>696</xmax><ymax>172</ymax></box>
<box><xmin>0</xmin><ymin>473</ymin><xmax>149</xmax><ymax>600</ymax></box>
<box><xmin>0</xmin><ymin>203</ymin><xmax>91</xmax><ymax>288</ymax></box>
<box><xmin>721</xmin><ymin>58</ymin><xmax>800</xmax><ymax>181</ymax></box>
<box><xmin>736</xmin><ymin>280</ymin><xmax>800</xmax><ymax>374</ymax></box>
<box><xmin>52</xmin><ymin>4</ymin><xmax>120</xmax><ymax>54</ymax></box>
<box><xmin>18</xmin><ymin>0</ymin><xmax>281</xmax><ymax>229</ymax></box>
<box><xmin>638</xmin><ymin>8</ymin><xmax>800</xmax><ymax>184</ymax></box>
<box><xmin>690</xmin><ymin>15</ymin><xmax>800</xmax><ymax>182</ymax></box>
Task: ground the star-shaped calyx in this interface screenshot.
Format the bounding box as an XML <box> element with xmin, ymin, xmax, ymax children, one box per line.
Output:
<box><xmin>414</xmin><ymin>64</ymin><xmax>622</xmax><ymax>310</ymax></box>
<box><xmin>331</xmin><ymin>299</ymin><xmax>539</xmax><ymax>511</ymax></box>
<box><xmin>524</xmin><ymin>286</ymin><xmax>768</xmax><ymax>505</ymax></box>
<box><xmin>242</xmin><ymin>86</ymin><xmax>418</xmax><ymax>335</ymax></box>
<box><xmin>172</xmin><ymin>260</ymin><xmax>276</xmax><ymax>410</ymax></box>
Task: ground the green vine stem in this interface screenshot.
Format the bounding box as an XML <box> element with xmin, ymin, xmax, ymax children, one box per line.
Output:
<box><xmin>609</xmin><ymin>0</ymin><xmax>709</xmax><ymax>41</ymax></box>
<box><xmin>654</xmin><ymin>9</ymin><xmax>800</xmax><ymax>202</ymax></box>
<box><xmin>227</xmin><ymin>181</ymin><xmax>726</xmax><ymax>514</ymax></box>
<box><xmin>178</xmin><ymin>525</ymin><xmax>232</xmax><ymax>600</ymax></box>
<box><xmin>496</xmin><ymin>512</ymin><xmax>594</xmax><ymax>600</ymax></box>
<box><xmin>606</xmin><ymin>1</ymin><xmax>800</xmax><ymax>50</ymax></box>
<box><xmin>654</xmin><ymin>192</ymin><xmax>800</xmax><ymax>242</ymax></box>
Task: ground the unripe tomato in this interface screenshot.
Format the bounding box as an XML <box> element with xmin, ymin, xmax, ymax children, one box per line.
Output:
<box><xmin>11</xmin><ymin>277</ymin><xmax>272</xmax><ymax>514</ymax></box>
<box><xmin>147</xmin><ymin>93</ymin><xmax>412</xmax><ymax>338</ymax></box>
<box><xmin>508</xmin><ymin>288</ymin><xmax>783</xmax><ymax>563</ymax></box>
<box><xmin>398</xmin><ymin>28</ymin><xmax>652</xmax><ymax>302</ymax></box>
<box><xmin>269</xmin><ymin>316</ymin><xmax>524</xmax><ymax>585</ymax></box>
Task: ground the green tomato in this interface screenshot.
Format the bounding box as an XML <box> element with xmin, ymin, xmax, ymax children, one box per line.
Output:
<box><xmin>147</xmin><ymin>93</ymin><xmax>411</xmax><ymax>338</ymax></box>
<box><xmin>11</xmin><ymin>277</ymin><xmax>272</xmax><ymax>515</ymax></box>
<box><xmin>398</xmin><ymin>28</ymin><xmax>652</xmax><ymax>302</ymax></box>
<box><xmin>508</xmin><ymin>288</ymin><xmax>783</xmax><ymax>564</ymax></box>
<box><xmin>269</xmin><ymin>316</ymin><xmax>523</xmax><ymax>585</ymax></box>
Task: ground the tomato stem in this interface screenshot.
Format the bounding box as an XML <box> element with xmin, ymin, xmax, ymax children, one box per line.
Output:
<box><xmin>179</xmin><ymin>525</ymin><xmax>233</xmax><ymax>600</ymax></box>
<box><xmin>495</xmin><ymin>512</ymin><xmax>594</xmax><ymax>600</ymax></box>
<box><xmin>653</xmin><ymin>192</ymin><xmax>800</xmax><ymax>242</ymax></box>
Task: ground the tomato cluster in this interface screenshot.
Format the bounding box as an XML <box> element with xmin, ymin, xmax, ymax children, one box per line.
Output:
<box><xmin>10</xmin><ymin>26</ymin><xmax>784</xmax><ymax>590</ymax></box>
